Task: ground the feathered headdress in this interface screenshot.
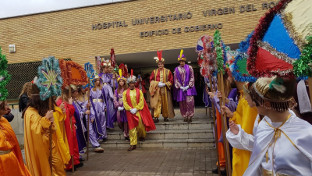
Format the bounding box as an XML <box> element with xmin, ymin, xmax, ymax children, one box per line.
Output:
<box><xmin>101</xmin><ymin>59</ymin><xmax>111</xmax><ymax>67</ymax></box>
<box><xmin>110</xmin><ymin>48</ymin><xmax>116</xmax><ymax>67</ymax></box>
<box><xmin>127</xmin><ymin>69</ymin><xmax>136</xmax><ymax>83</ymax></box>
<box><xmin>178</xmin><ymin>49</ymin><xmax>186</xmax><ymax>62</ymax></box>
<box><xmin>117</xmin><ymin>69</ymin><xmax>127</xmax><ymax>82</ymax></box>
<box><xmin>154</xmin><ymin>50</ymin><xmax>165</xmax><ymax>63</ymax></box>
<box><xmin>250</xmin><ymin>76</ymin><xmax>296</xmax><ymax>112</ymax></box>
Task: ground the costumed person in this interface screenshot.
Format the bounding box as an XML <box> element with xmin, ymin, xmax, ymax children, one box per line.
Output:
<box><xmin>244</xmin><ymin>76</ymin><xmax>312</xmax><ymax>175</ymax></box>
<box><xmin>221</xmin><ymin>32</ymin><xmax>259</xmax><ymax>176</ymax></box>
<box><xmin>56</xmin><ymin>85</ymin><xmax>83</xmax><ymax>171</ymax></box>
<box><xmin>71</xmin><ymin>85</ymin><xmax>87</xmax><ymax>155</ymax></box>
<box><xmin>75</xmin><ymin>86</ymin><xmax>104</xmax><ymax>153</ymax></box>
<box><xmin>122</xmin><ymin>71</ymin><xmax>156</xmax><ymax>151</ymax></box>
<box><xmin>114</xmin><ymin>70</ymin><xmax>129</xmax><ymax>140</ymax></box>
<box><xmin>99</xmin><ymin>60</ymin><xmax>116</xmax><ymax>129</ymax></box>
<box><xmin>173</xmin><ymin>50</ymin><xmax>197</xmax><ymax>123</ymax></box>
<box><xmin>223</xmin><ymin>82</ymin><xmax>258</xmax><ymax>176</ymax></box>
<box><xmin>90</xmin><ymin>75</ymin><xmax>107</xmax><ymax>142</ymax></box>
<box><xmin>149</xmin><ymin>50</ymin><xmax>175</xmax><ymax>123</ymax></box>
<box><xmin>24</xmin><ymin>84</ymin><xmax>67</xmax><ymax>175</ymax></box>
<box><xmin>135</xmin><ymin>74</ymin><xmax>146</xmax><ymax>95</ymax></box>
<box><xmin>19</xmin><ymin>82</ymin><xmax>32</xmax><ymax>112</ymax></box>
<box><xmin>53</xmin><ymin>99</ymin><xmax>71</xmax><ymax>170</ymax></box>
<box><xmin>208</xmin><ymin>74</ymin><xmax>237</xmax><ymax>175</ymax></box>
<box><xmin>0</xmin><ymin>100</ymin><xmax>31</xmax><ymax>176</ymax></box>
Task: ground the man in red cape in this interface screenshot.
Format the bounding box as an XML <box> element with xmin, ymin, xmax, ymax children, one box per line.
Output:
<box><xmin>122</xmin><ymin>73</ymin><xmax>156</xmax><ymax>151</ymax></box>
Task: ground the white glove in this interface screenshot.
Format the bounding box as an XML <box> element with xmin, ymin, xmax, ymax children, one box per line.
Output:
<box><xmin>158</xmin><ymin>82</ymin><xmax>166</xmax><ymax>87</ymax></box>
<box><xmin>180</xmin><ymin>86</ymin><xmax>185</xmax><ymax>90</ymax></box>
<box><xmin>130</xmin><ymin>108</ymin><xmax>137</xmax><ymax>114</ymax></box>
<box><xmin>118</xmin><ymin>107</ymin><xmax>124</xmax><ymax>111</ymax></box>
<box><xmin>184</xmin><ymin>86</ymin><xmax>189</xmax><ymax>91</ymax></box>
<box><xmin>132</xmin><ymin>108</ymin><xmax>138</xmax><ymax>114</ymax></box>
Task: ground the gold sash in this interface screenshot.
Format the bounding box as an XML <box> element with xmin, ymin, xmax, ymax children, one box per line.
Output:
<box><xmin>93</xmin><ymin>99</ymin><xmax>103</xmax><ymax>103</ymax></box>
<box><xmin>262</xmin><ymin>168</ymin><xmax>291</xmax><ymax>176</ymax></box>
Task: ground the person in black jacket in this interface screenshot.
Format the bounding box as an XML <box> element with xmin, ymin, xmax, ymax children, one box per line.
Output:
<box><xmin>19</xmin><ymin>82</ymin><xmax>32</xmax><ymax>112</ymax></box>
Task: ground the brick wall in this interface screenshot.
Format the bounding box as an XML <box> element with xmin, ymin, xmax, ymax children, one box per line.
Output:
<box><xmin>0</xmin><ymin>0</ymin><xmax>277</xmax><ymax>65</ymax></box>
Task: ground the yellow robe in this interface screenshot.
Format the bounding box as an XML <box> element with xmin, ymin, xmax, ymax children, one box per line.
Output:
<box><xmin>123</xmin><ymin>89</ymin><xmax>146</xmax><ymax>146</ymax></box>
<box><xmin>53</xmin><ymin>106</ymin><xmax>71</xmax><ymax>166</ymax></box>
<box><xmin>230</xmin><ymin>96</ymin><xmax>258</xmax><ymax>176</ymax></box>
<box><xmin>24</xmin><ymin>107</ymin><xmax>66</xmax><ymax>176</ymax></box>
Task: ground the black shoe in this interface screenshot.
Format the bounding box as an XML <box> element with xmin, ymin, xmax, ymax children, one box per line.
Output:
<box><xmin>74</xmin><ymin>162</ymin><xmax>84</xmax><ymax>170</ymax></box>
<box><xmin>153</xmin><ymin>118</ymin><xmax>159</xmax><ymax>123</ymax></box>
<box><xmin>79</xmin><ymin>158</ymin><xmax>85</xmax><ymax>162</ymax></box>
<box><xmin>139</xmin><ymin>137</ymin><xmax>145</xmax><ymax>142</ymax></box>
<box><xmin>164</xmin><ymin>118</ymin><xmax>169</xmax><ymax>122</ymax></box>
<box><xmin>212</xmin><ymin>168</ymin><xmax>218</xmax><ymax>174</ymax></box>
<box><xmin>125</xmin><ymin>137</ymin><xmax>130</xmax><ymax>141</ymax></box>
<box><xmin>221</xmin><ymin>169</ymin><xmax>226</xmax><ymax>176</ymax></box>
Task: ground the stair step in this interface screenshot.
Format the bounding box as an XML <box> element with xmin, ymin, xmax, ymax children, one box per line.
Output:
<box><xmin>107</xmin><ymin>129</ymin><xmax>213</xmax><ymax>140</ymax></box>
<box><xmin>102</xmin><ymin>138</ymin><xmax>214</xmax><ymax>149</ymax></box>
<box><xmin>110</xmin><ymin>120</ymin><xmax>212</xmax><ymax>131</ymax></box>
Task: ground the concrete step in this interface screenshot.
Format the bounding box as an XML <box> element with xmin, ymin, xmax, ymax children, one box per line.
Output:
<box><xmin>102</xmin><ymin>138</ymin><xmax>214</xmax><ymax>149</ymax></box>
<box><xmin>107</xmin><ymin>129</ymin><xmax>213</xmax><ymax>140</ymax></box>
<box><xmin>110</xmin><ymin>119</ymin><xmax>213</xmax><ymax>132</ymax></box>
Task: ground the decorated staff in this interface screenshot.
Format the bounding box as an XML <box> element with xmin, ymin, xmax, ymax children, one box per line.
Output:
<box><xmin>213</xmin><ymin>30</ymin><xmax>232</xmax><ymax>176</ymax></box>
<box><xmin>84</xmin><ymin>62</ymin><xmax>96</xmax><ymax>160</ymax></box>
<box><xmin>196</xmin><ymin>35</ymin><xmax>221</xmax><ymax>175</ymax></box>
<box><xmin>37</xmin><ymin>56</ymin><xmax>63</xmax><ymax>174</ymax></box>
<box><xmin>58</xmin><ymin>59</ymin><xmax>88</xmax><ymax>172</ymax></box>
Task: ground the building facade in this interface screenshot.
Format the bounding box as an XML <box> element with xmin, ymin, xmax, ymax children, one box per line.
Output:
<box><xmin>0</xmin><ymin>0</ymin><xmax>278</xmax><ymax>66</ymax></box>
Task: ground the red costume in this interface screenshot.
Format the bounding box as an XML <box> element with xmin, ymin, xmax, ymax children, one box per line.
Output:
<box><xmin>125</xmin><ymin>88</ymin><xmax>156</xmax><ymax>132</ymax></box>
<box><xmin>56</xmin><ymin>98</ymin><xmax>80</xmax><ymax>170</ymax></box>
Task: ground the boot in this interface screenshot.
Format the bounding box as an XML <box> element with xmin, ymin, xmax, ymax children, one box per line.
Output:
<box><xmin>153</xmin><ymin>118</ymin><xmax>159</xmax><ymax>123</ymax></box>
<box><xmin>127</xmin><ymin>145</ymin><xmax>136</xmax><ymax>151</ymax></box>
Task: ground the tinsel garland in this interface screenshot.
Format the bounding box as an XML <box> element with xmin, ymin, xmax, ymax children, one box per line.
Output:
<box><xmin>0</xmin><ymin>47</ymin><xmax>11</xmax><ymax>100</ymax></box>
<box><xmin>293</xmin><ymin>36</ymin><xmax>312</xmax><ymax>79</ymax></box>
<box><xmin>247</xmin><ymin>0</ymin><xmax>294</xmax><ymax>78</ymax></box>
<box><xmin>37</xmin><ymin>56</ymin><xmax>63</xmax><ymax>101</ymax></box>
<box><xmin>213</xmin><ymin>30</ymin><xmax>225</xmax><ymax>74</ymax></box>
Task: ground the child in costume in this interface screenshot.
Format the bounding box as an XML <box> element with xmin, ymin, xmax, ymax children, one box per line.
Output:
<box><xmin>24</xmin><ymin>84</ymin><xmax>68</xmax><ymax>175</ymax></box>
<box><xmin>0</xmin><ymin>100</ymin><xmax>31</xmax><ymax>176</ymax></box>
<box><xmin>75</xmin><ymin>86</ymin><xmax>104</xmax><ymax>153</ymax></box>
<box><xmin>122</xmin><ymin>73</ymin><xmax>156</xmax><ymax>151</ymax></box>
<box><xmin>244</xmin><ymin>77</ymin><xmax>312</xmax><ymax>176</ymax></box>
<box><xmin>99</xmin><ymin>60</ymin><xmax>116</xmax><ymax>129</ymax></box>
<box><xmin>56</xmin><ymin>85</ymin><xmax>83</xmax><ymax>171</ymax></box>
<box><xmin>114</xmin><ymin>70</ymin><xmax>129</xmax><ymax>140</ymax></box>
<box><xmin>90</xmin><ymin>76</ymin><xmax>107</xmax><ymax>142</ymax></box>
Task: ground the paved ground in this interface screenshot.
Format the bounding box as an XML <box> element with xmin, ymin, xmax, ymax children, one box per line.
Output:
<box><xmin>68</xmin><ymin>148</ymin><xmax>218</xmax><ymax>176</ymax></box>
<box><xmin>66</xmin><ymin>107</ymin><xmax>218</xmax><ymax>176</ymax></box>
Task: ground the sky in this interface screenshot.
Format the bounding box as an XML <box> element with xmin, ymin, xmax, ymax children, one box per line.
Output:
<box><xmin>0</xmin><ymin>0</ymin><xmax>126</xmax><ymax>18</ymax></box>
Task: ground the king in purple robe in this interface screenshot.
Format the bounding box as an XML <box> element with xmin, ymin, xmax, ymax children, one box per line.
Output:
<box><xmin>173</xmin><ymin>50</ymin><xmax>197</xmax><ymax>123</ymax></box>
